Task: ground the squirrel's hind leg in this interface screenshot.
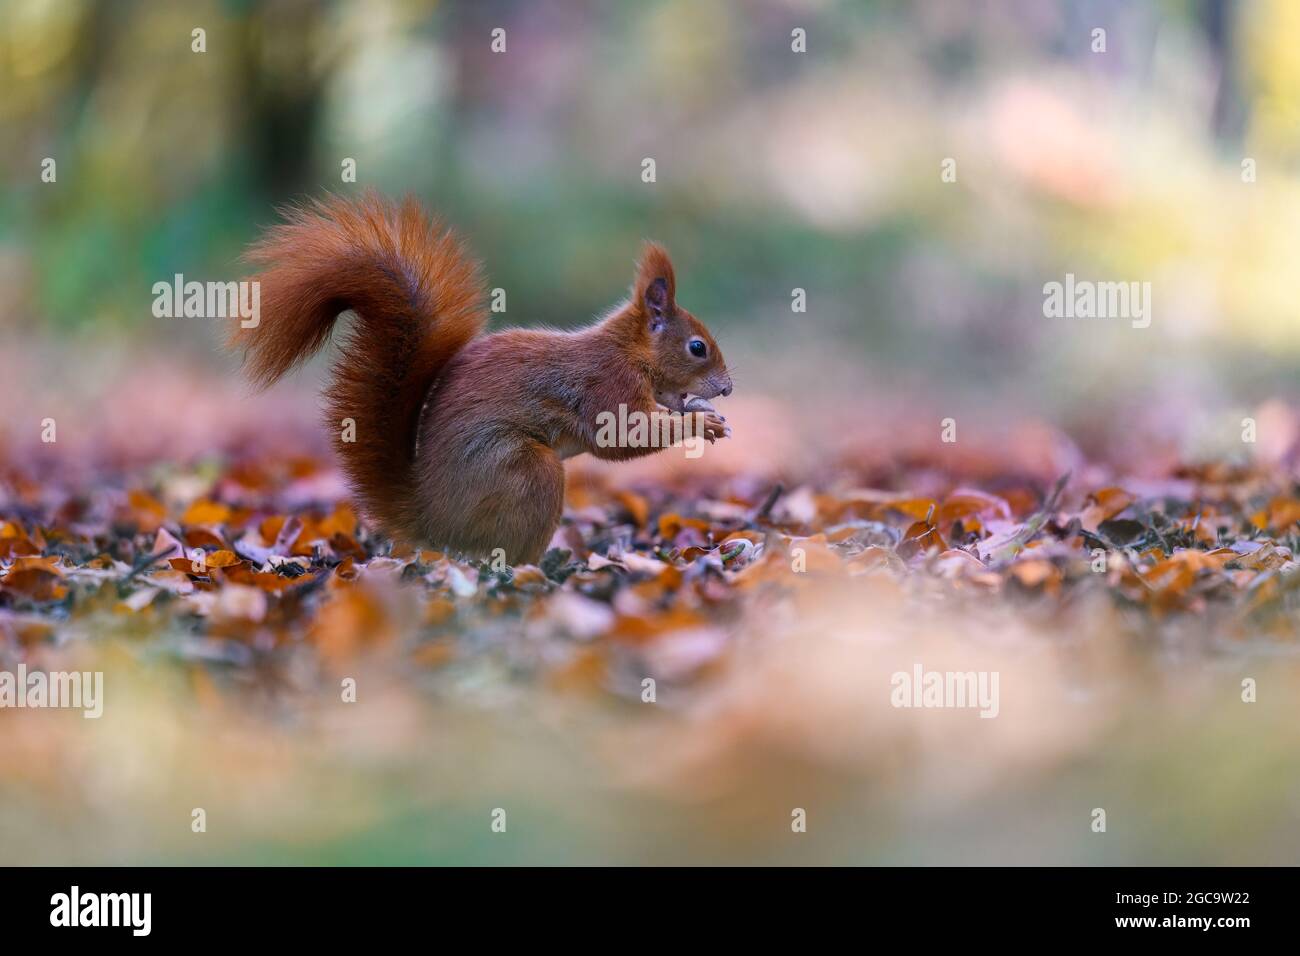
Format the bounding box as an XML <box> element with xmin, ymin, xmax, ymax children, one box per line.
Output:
<box><xmin>457</xmin><ymin>439</ymin><xmax>564</xmax><ymax>567</ymax></box>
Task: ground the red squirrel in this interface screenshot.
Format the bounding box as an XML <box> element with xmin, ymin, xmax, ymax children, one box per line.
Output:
<box><xmin>231</xmin><ymin>192</ymin><xmax>733</xmax><ymax>565</ymax></box>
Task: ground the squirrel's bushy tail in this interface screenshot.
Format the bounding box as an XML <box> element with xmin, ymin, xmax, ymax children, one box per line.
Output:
<box><xmin>231</xmin><ymin>191</ymin><xmax>486</xmax><ymax>539</ymax></box>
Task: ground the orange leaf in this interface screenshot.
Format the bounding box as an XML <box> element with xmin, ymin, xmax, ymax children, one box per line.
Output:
<box><xmin>0</xmin><ymin>535</ymin><xmax>40</xmax><ymax>560</ymax></box>
<box><xmin>330</xmin><ymin>532</ymin><xmax>367</xmax><ymax>562</ymax></box>
<box><xmin>260</xmin><ymin>515</ymin><xmax>287</xmax><ymax>543</ymax></box>
<box><xmin>1</xmin><ymin>575</ymin><xmax>66</xmax><ymax>600</ymax></box>
<box><xmin>128</xmin><ymin>490</ymin><xmax>166</xmax><ymax>531</ymax></box>
<box><xmin>1009</xmin><ymin>558</ymin><xmax>1060</xmax><ymax>589</ymax></box>
<box><xmin>317</xmin><ymin>503</ymin><xmax>358</xmax><ymax>539</ymax></box>
<box><xmin>897</xmin><ymin>520</ymin><xmax>947</xmax><ymax>559</ymax></box>
<box><xmin>183</xmin><ymin>527</ymin><xmax>227</xmax><ymax>550</ymax></box>
<box><xmin>1259</xmin><ymin>497</ymin><xmax>1300</xmax><ymax>532</ymax></box>
<box><xmin>937</xmin><ymin>489</ymin><xmax>1012</xmax><ymax>528</ymax></box>
<box><xmin>658</xmin><ymin>513</ymin><xmax>711</xmax><ymax>539</ymax></box>
<box><xmin>885</xmin><ymin>498</ymin><xmax>938</xmax><ymax>521</ymax></box>
<box><xmin>10</xmin><ymin>555</ymin><xmax>64</xmax><ymax>576</ymax></box>
<box><xmin>3</xmin><ymin>557</ymin><xmax>67</xmax><ymax>600</ymax></box>
<box><xmin>205</xmin><ymin>549</ymin><xmax>241</xmax><ymax>568</ymax></box>
<box><xmin>181</xmin><ymin>499</ymin><xmax>231</xmax><ymax>526</ymax></box>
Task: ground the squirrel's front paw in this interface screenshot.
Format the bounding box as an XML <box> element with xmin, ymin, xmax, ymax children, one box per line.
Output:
<box><xmin>690</xmin><ymin>411</ymin><xmax>731</xmax><ymax>443</ymax></box>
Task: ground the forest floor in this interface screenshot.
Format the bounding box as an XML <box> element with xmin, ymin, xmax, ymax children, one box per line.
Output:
<box><xmin>2</xmin><ymin>358</ymin><xmax>1299</xmax><ymax>864</ymax></box>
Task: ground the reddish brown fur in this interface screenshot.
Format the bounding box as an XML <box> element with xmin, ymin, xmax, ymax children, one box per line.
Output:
<box><xmin>232</xmin><ymin>193</ymin><xmax>731</xmax><ymax>564</ymax></box>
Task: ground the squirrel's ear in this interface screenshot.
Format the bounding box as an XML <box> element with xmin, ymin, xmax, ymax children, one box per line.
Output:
<box><xmin>634</xmin><ymin>242</ymin><xmax>676</xmax><ymax>331</ymax></box>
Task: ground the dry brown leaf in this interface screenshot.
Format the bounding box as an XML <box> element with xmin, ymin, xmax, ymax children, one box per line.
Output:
<box><xmin>1080</xmin><ymin>487</ymin><xmax>1134</xmax><ymax>533</ymax></box>
<box><xmin>615</xmin><ymin>490</ymin><xmax>650</xmax><ymax>527</ymax></box>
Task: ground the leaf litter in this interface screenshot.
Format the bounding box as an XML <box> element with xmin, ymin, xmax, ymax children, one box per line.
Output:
<box><xmin>4</xmin><ymin>449</ymin><xmax>1300</xmax><ymax>701</ymax></box>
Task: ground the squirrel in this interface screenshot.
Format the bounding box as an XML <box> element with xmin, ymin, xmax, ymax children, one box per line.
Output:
<box><xmin>230</xmin><ymin>191</ymin><xmax>733</xmax><ymax>565</ymax></box>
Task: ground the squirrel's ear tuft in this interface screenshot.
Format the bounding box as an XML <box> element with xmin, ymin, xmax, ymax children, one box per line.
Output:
<box><xmin>634</xmin><ymin>242</ymin><xmax>676</xmax><ymax>329</ymax></box>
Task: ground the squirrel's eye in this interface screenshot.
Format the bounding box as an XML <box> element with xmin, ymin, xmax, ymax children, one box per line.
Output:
<box><xmin>688</xmin><ymin>338</ymin><xmax>707</xmax><ymax>358</ymax></box>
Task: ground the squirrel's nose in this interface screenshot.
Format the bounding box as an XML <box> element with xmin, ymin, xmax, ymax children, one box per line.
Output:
<box><xmin>720</xmin><ymin>385</ymin><xmax>732</xmax><ymax>397</ymax></box>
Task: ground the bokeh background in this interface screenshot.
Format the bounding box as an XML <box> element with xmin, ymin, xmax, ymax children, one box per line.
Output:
<box><xmin>3</xmin><ymin>0</ymin><xmax>1300</xmax><ymax>865</ymax></box>
<box><xmin>6</xmin><ymin>0</ymin><xmax>1300</xmax><ymax>447</ymax></box>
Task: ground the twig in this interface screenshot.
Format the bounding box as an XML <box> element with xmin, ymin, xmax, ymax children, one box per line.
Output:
<box><xmin>755</xmin><ymin>483</ymin><xmax>784</xmax><ymax>523</ymax></box>
<box><xmin>123</xmin><ymin>548</ymin><xmax>174</xmax><ymax>584</ymax></box>
<box><xmin>991</xmin><ymin>471</ymin><xmax>1070</xmax><ymax>564</ymax></box>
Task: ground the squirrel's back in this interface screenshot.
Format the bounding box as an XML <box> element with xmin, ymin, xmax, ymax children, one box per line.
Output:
<box><xmin>231</xmin><ymin>192</ymin><xmax>487</xmax><ymax>540</ymax></box>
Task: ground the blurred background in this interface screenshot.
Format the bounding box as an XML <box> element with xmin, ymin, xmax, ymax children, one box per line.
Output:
<box><xmin>3</xmin><ymin>0</ymin><xmax>1300</xmax><ymax>865</ymax></box>
<box><xmin>4</xmin><ymin>0</ymin><xmax>1300</xmax><ymax>460</ymax></box>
